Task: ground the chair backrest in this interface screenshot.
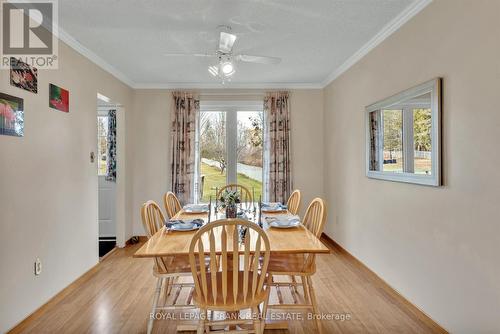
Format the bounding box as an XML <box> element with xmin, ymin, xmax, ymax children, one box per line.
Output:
<box><xmin>287</xmin><ymin>189</ymin><xmax>301</xmax><ymax>215</ymax></box>
<box><xmin>141</xmin><ymin>201</ymin><xmax>169</xmax><ymax>273</ymax></box>
<box><xmin>216</xmin><ymin>184</ymin><xmax>253</xmax><ymax>208</ymax></box>
<box><xmin>141</xmin><ymin>200</ymin><xmax>166</xmax><ymax>238</ymax></box>
<box><xmin>164</xmin><ymin>191</ymin><xmax>182</xmax><ymax>219</ymax></box>
<box><xmin>303</xmin><ymin>198</ymin><xmax>327</xmax><ymax>237</ymax></box>
<box><xmin>189</xmin><ymin>219</ymin><xmax>270</xmax><ymax>307</ymax></box>
<box><xmin>302</xmin><ymin>198</ymin><xmax>327</xmax><ymax>271</ymax></box>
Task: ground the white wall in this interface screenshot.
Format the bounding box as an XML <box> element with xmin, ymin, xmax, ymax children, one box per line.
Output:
<box><xmin>0</xmin><ymin>42</ymin><xmax>133</xmax><ymax>332</ymax></box>
<box><xmin>130</xmin><ymin>89</ymin><xmax>324</xmax><ymax>235</ymax></box>
<box><xmin>130</xmin><ymin>90</ymin><xmax>172</xmax><ymax>236</ymax></box>
<box><xmin>323</xmin><ymin>0</ymin><xmax>500</xmax><ymax>332</ymax></box>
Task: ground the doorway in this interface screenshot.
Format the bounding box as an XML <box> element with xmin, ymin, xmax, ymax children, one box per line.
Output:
<box><xmin>97</xmin><ymin>94</ymin><xmax>120</xmax><ymax>258</ymax></box>
<box><xmin>196</xmin><ymin>101</ymin><xmax>264</xmax><ymax>203</ymax></box>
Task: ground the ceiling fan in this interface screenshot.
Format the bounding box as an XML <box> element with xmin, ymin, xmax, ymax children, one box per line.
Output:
<box><xmin>163</xmin><ymin>26</ymin><xmax>281</xmax><ymax>83</ymax></box>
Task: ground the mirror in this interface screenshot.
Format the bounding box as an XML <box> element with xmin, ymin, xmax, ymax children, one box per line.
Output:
<box><xmin>366</xmin><ymin>78</ymin><xmax>442</xmax><ymax>186</ymax></box>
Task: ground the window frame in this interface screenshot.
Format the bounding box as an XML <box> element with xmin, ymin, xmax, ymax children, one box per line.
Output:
<box><xmin>365</xmin><ymin>78</ymin><xmax>442</xmax><ymax>186</ymax></box>
<box><xmin>195</xmin><ymin>100</ymin><xmax>265</xmax><ymax>202</ymax></box>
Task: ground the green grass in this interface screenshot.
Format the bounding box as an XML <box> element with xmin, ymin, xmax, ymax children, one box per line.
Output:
<box><xmin>382</xmin><ymin>158</ymin><xmax>432</xmax><ymax>174</ymax></box>
<box><xmin>200</xmin><ymin>163</ymin><xmax>262</xmax><ymax>202</ymax></box>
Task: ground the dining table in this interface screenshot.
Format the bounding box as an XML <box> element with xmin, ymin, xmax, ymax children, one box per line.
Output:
<box><xmin>133</xmin><ymin>202</ymin><xmax>330</xmax><ymax>331</ymax></box>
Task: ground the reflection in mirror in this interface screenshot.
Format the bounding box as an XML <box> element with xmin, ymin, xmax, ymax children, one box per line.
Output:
<box><xmin>382</xmin><ymin>109</ymin><xmax>403</xmax><ymax>173</ymax></box>
<box><xmin>413</xmin><ymin>106</ymin><xmax>432</xmax><ymax>175</ymax></box>
<box><xmin>366</xmin><ymin>79</ymin><xmax>441</xmax><ymax>186</ymax></box>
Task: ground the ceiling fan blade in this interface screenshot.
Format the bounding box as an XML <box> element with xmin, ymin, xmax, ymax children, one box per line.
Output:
<box><xmin>163</xmin><ymin>52</ymin><xmax>215</xmax><ymax>57</ymax></box>
<box><xmin>219</xmin><ymin>32</ymin><xmax>237</xmax><ymax>53</ymax></box>
<box><xmin>236</xmin><ymin>54</ymin><xmax>281</xmax><ymax>65</ymax></box>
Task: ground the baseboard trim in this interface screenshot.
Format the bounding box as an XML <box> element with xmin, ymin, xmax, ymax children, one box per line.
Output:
<box><xmin>320</xmin><ymin>233</ymin><xmax>448</xmax><ymax>334</ymax></box>
<box><xmin>125</xmin><ymin>235</ymin><xmax>147</xmax><ymax>246</ymax></box>
<box><xmin>7</xmin><ymin>262</ymin><xmax>100</xmax><ymax>333</ymax></box>
<box><xmin>7</xmin><ymin>244</ymin><xmax>125</xmax><ymax>333</ymax></box>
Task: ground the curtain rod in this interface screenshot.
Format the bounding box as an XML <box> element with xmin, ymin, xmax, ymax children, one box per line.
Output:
<box><xmin>199</xmin><ymin>94</ymin><xmax>264</xmax><ymax>102</ymax></box>
<box><xmin>97</xmin><ymin>105</ymin><xmax>122</xmax><ymax>109</ymax></box>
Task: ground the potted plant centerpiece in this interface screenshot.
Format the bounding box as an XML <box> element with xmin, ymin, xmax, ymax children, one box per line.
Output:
<box><xmin>219</xmin><ymin>189</ymin><xmax>241</xmax><ymax>218</ymax></box>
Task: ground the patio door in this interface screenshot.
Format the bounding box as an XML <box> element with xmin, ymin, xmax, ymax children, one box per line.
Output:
<box><xmin>196</xmin><ymin>101</ymin><xmax>264</xmax><ymax>203</ymax></box>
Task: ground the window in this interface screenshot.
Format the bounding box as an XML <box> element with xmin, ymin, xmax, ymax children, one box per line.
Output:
<box><xmin>195</xmin><ymin>101</ymin><xmax>264</xmax><ymax>202</ymax></box>
<box><xmin>366</xmin><ymin>78</ymin><xmax>441</xmax><ymax>186</ymax></box>
<box><xmin>97</xmin><ymin>116</ymin><xmax>108</xmax><ymax>176</ymax></box>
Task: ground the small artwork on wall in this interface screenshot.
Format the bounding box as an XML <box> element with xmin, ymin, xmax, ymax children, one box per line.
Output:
<box><xmin>0</xmin><ymin>92</ymin><xmax>24</xmax><ymax>137</ymax></box>
<box><xmin>49</xmin><ymin>84</ymin><xmax>69</xmax><ymax>113</ymax></box>
<box><xmin>10</xmin><ymin>58</ymin><xmax>38</xmax><ymax>93</ymax></box>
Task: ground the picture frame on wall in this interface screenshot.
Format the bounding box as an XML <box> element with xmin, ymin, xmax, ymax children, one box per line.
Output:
<box><xmin>10</xmin><ymin>58</ymin><xmax>38</xmax><ymax>94</ymax></box>
<box><xmin>0</xmin><ymin>92</ymin><xmax>24</xmax><ymax>137</ymax></box>
<box><xmin>49</xmin><ymin>84</ymin><xmax>69</xmax><ymax>113</ymax></box>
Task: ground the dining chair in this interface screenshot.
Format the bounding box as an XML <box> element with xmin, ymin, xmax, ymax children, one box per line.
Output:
<box><xmin>286</xmin><ymin>189</ymin><xmax>301</xmax><ymax>215</ymax></box>
<box><xmin>163</xmin><ymin>191</ymin><xmax>182</xmax><ymax>219</ymax></box>
<box><xmin>141</xmin><ymin>200</ymin><xmax>199</xmax><ymax>334</ymax></box>
<box><xmin>189</xmin><ymin>219</ymin><xmax>271</xmax><ymax>334</ymax></box>
<box><xmin>217</xmin><ymin>184</ymin><xmax>253</xmax><ymax>208</ymax></box>
<box><xmin>267</xmin><ymin>197</ymin><xmax>327</xmax><ymax>333</ymax></box>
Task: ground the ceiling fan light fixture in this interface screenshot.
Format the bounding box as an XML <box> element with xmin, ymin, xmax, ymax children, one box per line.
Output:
<box><xmin>208</xmin><ymin>65</ymin><xmax>218</xmax><ymax>77</ymax></box>
<box><xmin>221</xmin><ymin>61</ymin><xmax>234</xmax><ymax>75</ymax></box>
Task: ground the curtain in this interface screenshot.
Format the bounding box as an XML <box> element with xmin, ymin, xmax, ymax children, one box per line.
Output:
<box><xmin>171</xmin><ymin>92</ymin><xmax>198</xmax><ymax>204</ymax></box>
<box><xmin>369</xmin><ymin>111</ymin><xmax>380</xmax><ymax>171</ymax></box>
<box><xmin>106</xmin><ymin>109</ymin><xmax>117</xmax><ymax>182</ymax></box>
<box><xmin>264</xmin><ymin>91</ymin><xmax>292</xmax><ymax>203</ymax></box>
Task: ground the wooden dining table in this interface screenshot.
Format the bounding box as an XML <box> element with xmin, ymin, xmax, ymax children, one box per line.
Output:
<box><xmin>133</xmin><ymin>204</ymin><xmax>329</xmax><ymax>331</ymax></box>
<box><xmin>134</xmin><ymin>205</ymin><xmax>329</xmax><ymax>258</ymax></box>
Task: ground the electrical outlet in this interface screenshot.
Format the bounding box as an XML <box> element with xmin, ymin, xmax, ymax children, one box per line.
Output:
<box><xmin>34</xmin><ymin>257</ymin><xmax>42</xmax><ymax>276</ymax></box>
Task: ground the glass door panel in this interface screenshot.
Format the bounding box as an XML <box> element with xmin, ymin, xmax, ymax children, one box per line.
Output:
<box><xmin>236</xmin><ymin>111</ymin><xmax>263</xmax><ymax>202</ymax></box>
<box><xmin>199</xmin><ymin>111</ymin><xmax>227</xmax><ymax>202</ymax></box>
<box><xmin>97</xmin><ymin>116</ymin><xmax>108</xmax><ymax>175</ymax></box>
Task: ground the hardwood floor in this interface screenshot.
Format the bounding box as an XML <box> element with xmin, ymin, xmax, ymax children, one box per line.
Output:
<box><xmin>10</xmin><ymin>239</ymin><xmax>446</xmax><ymax>334</ymax></box>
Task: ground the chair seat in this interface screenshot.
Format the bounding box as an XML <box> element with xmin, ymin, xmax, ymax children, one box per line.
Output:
<box><xmin>267</xmin><ymin>253</ymin><xmax>315</xmax><ymax>275</ymax></box>
<box><xmin>193</xmin><ymin>271</ymin><xmax>268</xmax><ymax>311</ymax></box>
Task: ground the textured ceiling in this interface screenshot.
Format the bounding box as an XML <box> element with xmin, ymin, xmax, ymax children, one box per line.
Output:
<box><xmin>58</xmin><ymin>0</ymin><xmax>415</xmax><ymax>86</ymax></box>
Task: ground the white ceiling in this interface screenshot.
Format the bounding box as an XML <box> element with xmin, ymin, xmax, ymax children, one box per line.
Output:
<box><xmin>58</xmin><ymin>0</ymin><xmax>428</xmax><ymax>88</ymax></box>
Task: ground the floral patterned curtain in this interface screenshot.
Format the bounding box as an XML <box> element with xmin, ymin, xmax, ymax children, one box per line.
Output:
<box><xmin>264</xmin><ymin>91</ymin><xmax>292</xmax><ymax>203</ymax></box>
<box><xmin>171</xmin><ymin>92</ymin><xmax>198</xmax><ymax>204</ymax></box>
<box><xmin>106</xmin><ymin>109</ymin><xmax>117</xmax><ymax>182</ymax></box>
<box><xmin>369</xmin><ymin>111</ymin><xmax>380</xmax><ymax>171</ymax></box>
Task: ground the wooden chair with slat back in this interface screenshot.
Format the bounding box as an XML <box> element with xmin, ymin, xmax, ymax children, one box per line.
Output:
<box><xmin>189</xmin><ymin>219</ymin><xmax>271</xmax><ymax>334</ymax></box>
<box><xmin>287</xmin><ymin>189</ymin><xmax>301</xmax><ymax>215</ymax></box>
<box><xmin>216</xmin><ymin>184</ymin><xmax>253</xmax><ymax>209</ymax></box>
<box><xmin>141</xmin><ymin>200</ymin><xmax>197</xmax><ymax>334</ymax></box>
<box><xmin>163</xmin><ymin>191</ymin><xmax>182</xmax><ymax>219</ymax></box>
<box><xmin>267</xmin><ymin>197</ymin><xmax>327</xmax><ymax>334</ymax></box>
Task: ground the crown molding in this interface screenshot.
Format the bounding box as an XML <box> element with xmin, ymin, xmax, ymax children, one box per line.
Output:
<box><xmin>133</xmin><ymin>82</ymin><xmax>324</xmax><ymax>90</ymax></box>
<box><xmin>320</xmin><ymin>0</ymin><xmax>433</xmax><ymax>88</ymax></box>
<box><xmin>57</xmin><ymin>28</ymin><xmax>136</xmax><ymax>88</ymax></box>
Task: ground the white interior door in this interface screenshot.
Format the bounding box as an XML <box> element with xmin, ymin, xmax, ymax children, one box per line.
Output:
<box><xmin>97</xmin><ymin>113</ymin><xmax>116</xmax><ymax>238</ymax></box>
<box><xmin>98</xmin><ymin>175</ymin><xmax>116</xmax><ymax>237</ymax></box>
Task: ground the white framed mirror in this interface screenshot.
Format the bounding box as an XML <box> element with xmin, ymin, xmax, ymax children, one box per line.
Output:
<box><xmin>366</xmin><ymin>78</ymin><xmax>442</xmax><ymax>186</ymax></box>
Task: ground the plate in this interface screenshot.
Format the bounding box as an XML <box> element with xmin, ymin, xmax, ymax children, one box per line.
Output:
<box><xmin>183</xmin><ymin>204</ymin><xmax>209</xmax><ymax>213</ymax></box>
<box><xmin>166</xmin><ymin>219</ymin><xmax>203</xmax><ymax>231</ymax></box>
<box><xmin>268</xmin><ymin>218</ymin><xmax>301</xmax><ymax>229</ymax></box>
<box><xmin>261</xmin><ymin>202</ymin><xmax>287</xmax><ymax>212</ymax></box>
